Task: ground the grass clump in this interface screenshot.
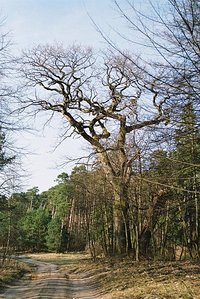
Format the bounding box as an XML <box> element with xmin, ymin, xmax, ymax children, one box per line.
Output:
<box><xmin>0</xmin><ymin>258</ymin><xmax>31</xmax><ymax>290</ymax></box>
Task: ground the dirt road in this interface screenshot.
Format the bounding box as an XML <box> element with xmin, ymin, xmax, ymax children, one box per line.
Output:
<box><xmin>0</xmin><ymin>256</ymin><xmax>101</xmax><ymax>299</ymax></box>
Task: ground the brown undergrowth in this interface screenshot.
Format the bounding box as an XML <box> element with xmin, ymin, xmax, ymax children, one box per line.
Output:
<box><xmin>29</xmin><ymin>253</ymin><xmax>200</xmax><ymax>299</ymax></box>
<box><xmin>0</xmin><ymin>259</ymin><xmax>31</xmax><ymax>291</ymax></box>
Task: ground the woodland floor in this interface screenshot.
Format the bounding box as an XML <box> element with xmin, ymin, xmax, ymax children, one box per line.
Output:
<box><xmin>0</xmin><ymin>253</ymin><xmax>200</xmax><ymax>298</ymax></box>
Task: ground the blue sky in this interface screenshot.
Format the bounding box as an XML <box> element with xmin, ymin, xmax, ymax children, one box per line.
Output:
<box><xmin>1</xmin><ymin>0</ymin><xmax>166</xmax><ymax>192</ymax></box>
<box><xmin>1</xmin><ymin>0</ymin><xmax>119</xmax><ymax>50</ymax></box>
<box><xmin>1</xmin><ymin>0</ymin><xmax>125</xmax><ymax>192</ymax></box>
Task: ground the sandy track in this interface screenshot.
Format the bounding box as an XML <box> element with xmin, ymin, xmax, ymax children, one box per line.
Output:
<box><xmin>0</xmin><ymin>257</ymin><xmax>102</xmax><ymax>299</ymax></box>
<box><xmin>67</xmin><ymin>274</ymin><xmax>101</xmax><ymax>299</ymax></box>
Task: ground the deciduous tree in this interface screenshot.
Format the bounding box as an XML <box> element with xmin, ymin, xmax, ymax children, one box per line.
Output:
<box><xmin>19</xmin><ymin>44</ymin><xmax>167</xmax><ymax>254</ymax></box>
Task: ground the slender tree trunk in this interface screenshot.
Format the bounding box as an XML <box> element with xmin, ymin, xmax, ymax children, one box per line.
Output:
<box><xmin>135</xmin><ymin>224</ymin><xmax>139</xmax><ymax>261</ymax></box>
<box><xmin>67</xmin><ymin>197</ymin><xmax>75</xmax><ymax>250</ymax></box>
<box><xmin>178</xmin><ymin>201</ymin><xmax>193</xmax><ymax>259</ymax></box>
<box><xmin>193</xmin><ymin>176</ymin><xmax>199</xmax><ymax>258</ymax></box>
<box><xmin>160</xmin><ymin>203</ymin><xmax>169</xmax><ymax>257</ymax></box>
<box><xmin>5</xmin><ymin>212</ymin><xmax>11</xmax><ymax>256</ymax></box>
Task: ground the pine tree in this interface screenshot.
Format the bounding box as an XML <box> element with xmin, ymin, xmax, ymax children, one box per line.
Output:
<box><xmin>174</xmin><ymin>102</ymin><xmax>200</xmax><ymax>258</ymax></box>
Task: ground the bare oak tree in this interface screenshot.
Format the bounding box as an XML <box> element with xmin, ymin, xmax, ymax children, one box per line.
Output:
<box><xmin>19</xmin><ymin>44</ymin><xmax>167</xmax><ymax>254</ymax></box>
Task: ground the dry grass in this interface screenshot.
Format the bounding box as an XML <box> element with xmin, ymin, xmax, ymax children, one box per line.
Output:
<box><xmin>28</xmin><ymin>253</ymin><xmax>200</xmax><ymax>298</ymax></box>
<box><xmin>2</xmin><ymin>253</ymin><xmax>199</xmax><ymax>298</ymax></box>
<box><xmin>97</xmin><ymin>259</ymin><xmax>200</xmax><ymax>299</ymax></box>
<box><xmin>0</xmin><ymin>258</ymin><xmax>31</xmax><ymax>290</ymax></box>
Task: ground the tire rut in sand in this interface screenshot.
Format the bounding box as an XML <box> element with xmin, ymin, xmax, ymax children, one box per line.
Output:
<box><xmin>0</xmin><ymin>256</ymin><xmax>103</xmax><ymax>299</ymax></box>
<box><xmin>66</xmin><ymin>273</ymin><xmax>102</xmax><ymax>299</ymax></box>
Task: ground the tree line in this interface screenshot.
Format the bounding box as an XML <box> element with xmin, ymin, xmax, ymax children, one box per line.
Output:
<box><xmin>0</xmin><ymin>0</ymin><xmax>200</xmax><ymax>262</ymax></box>
<box><xmin>1</xmin><ymin>104</ymin><xmax>200</xmax><ymax>260</ymax></box>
